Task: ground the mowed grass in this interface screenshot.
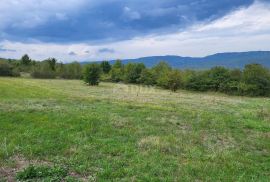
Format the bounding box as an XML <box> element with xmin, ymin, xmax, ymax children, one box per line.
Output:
<box><xmin>0</xmin><ymin>77</ymin><xmax>269</xmax><ymax>181</ymax></box>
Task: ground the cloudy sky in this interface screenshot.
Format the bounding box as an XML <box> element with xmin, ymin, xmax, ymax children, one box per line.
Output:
<box><xmin>0</xmin><ymin>0</ymin><xmax>270</xmax><ymax>62</ymax></box>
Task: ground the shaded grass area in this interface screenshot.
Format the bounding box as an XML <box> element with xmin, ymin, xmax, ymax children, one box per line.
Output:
<box><xmin>0</xmin><ymin>77</ymin><xmax>269</xmax><ymax>181</ymax></box>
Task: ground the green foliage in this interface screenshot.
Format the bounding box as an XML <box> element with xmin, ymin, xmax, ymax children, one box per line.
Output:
<box><xmin>110</xmin><ymin>60</ymin><xmax>124</xmax><ymax>82</ymax></box>
<box><xmin>167</xmin><ymin>70</ymin><xmax>182</xmax><ymax>91</ymax></box>
<box><xmin>185</xmin><ymin>71</ymin><xmax>209</xmax><ymax>91</ymax></box>
<box><xmin>1</xmin><ymin>54</ymin><xmax>270</xmax><ymax>97</ymax></box>
<box><xmin>241</xmin><ymin>64</ymin><xmax>270</xmax><ymax>96</ymax></box>
<box><xmin>0</xmin><ymin>61</ymin><xmax>20</xmax><ymax>77</ymax></box>
<box><xmin>16</xmin><ymin>165</ymin><xmax>72</xmax><ymax>181</ymax></box>
<box><xmin>45</xmin><ymin>58</ymin><xmax>57</xmax><ymax>71</ymax></box>
<box><xmin>100</xmin><ymin>61</ymin><xmax>111</xmax><ymax>74</ymax></box>
<box><xmin>207</xmin><ymin>66</ymin><xmax>231</xmax><ymax>91</ymax></box>
<box><xmin>21</xmin><ymin>54</ymin><xmax>31</xmax><ymax>65</ymax></box>
<box><xmin>83</xmin><ymin>63</ymin><xmax>101</xmax><ymax>85</ymax></box>
<box><xmin>124</xmin><ymin>63</ymin><xmax>145</xmax><ymax>83</ymax></box>
<box><xmin>139</xmin><ymin>69</ymin><xmax>156</xmax><ymax>85</ymax></box>
<box><xmin>57</xmin><ymin>62</ymin><xmax>82</xmax><ymax>79</ymax></box>
<box><xmin>152</xmin><ymin>62</ymin><xmax>172</xmax><ymax>87</ymax></box>
<box><xmin>31</xmin><ymin>61</ymin><xmax>56</xmax><ymax>79</ymax></box>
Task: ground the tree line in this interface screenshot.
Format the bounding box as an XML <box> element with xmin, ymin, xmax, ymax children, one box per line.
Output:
<box><xmin>1</xmin><ymin>54</ymin><xmax>270</xmax><ymax>97</ymax></box>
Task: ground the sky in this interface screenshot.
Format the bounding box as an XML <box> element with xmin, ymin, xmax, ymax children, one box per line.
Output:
<box><xmin>0</xmin><ymin>0</ymin><xmax>270</xmax><ymax>62</ymax></box>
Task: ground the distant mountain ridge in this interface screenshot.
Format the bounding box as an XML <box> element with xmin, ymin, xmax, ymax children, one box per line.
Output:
<box><xmin>90</xmin><ymin>51</ymin><xmax>270</xmax><ymax>69</ymax></box>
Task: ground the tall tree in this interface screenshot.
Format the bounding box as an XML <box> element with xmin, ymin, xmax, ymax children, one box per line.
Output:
<box><xmin>45</xmin><ymin>58</ymin><xmax>57</xmax><ymax>71</ymax></box>
<box><xmin>100</xmin><ymin>61</ymin><xmax>111</xmax><ymax>74</ymax></box>
<box><xmin>21</xmin><ymin>54</ymin><xmax>31</xmax><ymax>65</ymax></box>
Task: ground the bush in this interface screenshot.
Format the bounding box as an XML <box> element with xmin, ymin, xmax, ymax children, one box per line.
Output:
<box><xmin>139</xmin><ymin>69</ymin><xmax>156</xmax><ymax>85</ymax></box>
<box><xmin>185</xmin><ymin>71</ymin><xmax>210</xmax><ymax>91</ymax></box>
<box><xmin>0</xmin><ymin>61</ymin><xmax>20</xmax><ymax>77</ymax></box>
<box><xmin>207</xmin><ymin>67</ymin><xmax>231</xmax><ymax>92</ymax></box>
<box><xmin>152</xmin><ymin>62</ymin><xmax>172</xmax><ymax>88</ymax></box>
<box><xmin>166</xmin><ymin>70</ymin><xmax>182</xmax><ymax>91</ymax></box>
<box><xmin>110</xmin><ymin>60</ymin><xmax>124</xmax><ymax>82</ymax></box>
<box><xmin>124</xmin><ymin>63</ymin><xmax>145</xmax><ymax>83</ymax></box>
<box><xmin>57</xmin><ymin>62</ymin><xmax>82</xmax><ymax>79</ymax></box>
<box><xmin>241</xmin><ymin>64</ymin><xmax>270</xmax><ymax>96</ymax></box>
<box><xmin>31</xmin><ymin>61</ymin><xmax>56</xmax><ymax>79</ymax></box>
<box><xmin>83</xmin><ymin>63</ymin><xmax>101</xmax><ymax>85</ymax></box>
<box><xmin>100</xmin><ymin>61</ymin><xmax>111</xmax><ymax>74</ymax></box>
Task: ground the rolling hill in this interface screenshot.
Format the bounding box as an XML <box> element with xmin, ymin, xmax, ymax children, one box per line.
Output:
<box><xmin>106</xmin><ymin>51</ymin><xmax>270</xmax><ymax>69</ymax></box>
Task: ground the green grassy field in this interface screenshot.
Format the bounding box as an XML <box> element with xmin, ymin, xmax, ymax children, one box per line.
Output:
<box><xmin>0</xmin><ymin>77</ymin><xmax>269</xmax><ymax>181</ymax></box>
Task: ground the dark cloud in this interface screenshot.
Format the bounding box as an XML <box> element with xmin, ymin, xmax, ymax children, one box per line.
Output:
<box><xmin>68</xmin><ymin>51</ymin><xmax>77</xmax><ymax>56</ymax></box>
<box><xmin>98</xmin><ymin>48</ymin><xmax>115</xmax><ymax>54</ymax></box>
<box><xmin>0</xmin><ymin>0</ymin><xmax>255</xmax><ymax>43</ymax></box>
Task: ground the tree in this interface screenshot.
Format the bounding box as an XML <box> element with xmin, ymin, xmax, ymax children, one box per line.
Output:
<box><xmin>222</xmin><ymin>69</ymin><xmax>242</xmax><ymax>94</ymax></box>
<box><xmin>57</xmin><ymin>62</ymin><xmax>82</xmax><ymax>79</ymax></box>
<box><xmin>124</xmin><ymin>63</ymin><xmax>145</xmax><ymax>83</ymax></box>
<box><xmin>100</xmin><ymin>61</ymin><xmax>111</xmax><ymax>74</ymax></box>
<box><xmin>21</xmin><ymin>54</ymin><xmax>31</xmax><ymax>65</ymax></box>
<box><xmin>207</xmin><ymin>66</ymin><xmax>230</xmax><ymax>92</ymax></box>
<box><xmin>185</xmin><ymin>71</ymin><xmax>210</xmax><ymax>91</ymax></box>
<box><xmin>152</xmin><ymin>61</ymin><xmax>172</xmax><ymax>87</ymax></box>
<box><xmin>0</xmin><ymin>61</ymin><xmax>20</xmax><ymax>76</ymax></box>
<box><xmin>241</xmin><ymin>64</ymin><xmax>270</xmax><ymax>96</ymax></box>
<box><xmin>139</xmin><ymin>69</ymin><xmax>156</xmax><ymax>85</ymax></box>
<box><xmin>31</xmin><ymin>61</ymin><xmax>56</xmax><ymax>79</ymax></box>
<box><xmin>110</xmin><ymin>60</ymin><xmax>124</xmax><ymax>82</ymax></box>
<box><xmin>45</xmin><ymin>58</ymin><xmax>57</xmax><ymax>71</ymax></box>
<box><xmin>83</xmin><ymin>64</ymin><xmax>101</xmax><ymax>85</ymax></box>
<box><xmin>167</xmin><ymin>70</ymin><xmax>182</xmax><ymax>92</ymax></box>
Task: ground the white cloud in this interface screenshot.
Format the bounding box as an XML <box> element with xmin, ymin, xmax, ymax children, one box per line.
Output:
<box><xmin>0</xmin><ymin>1</ymin><xmax>270</xmax><ymax>61</ymax></box>
<box><xmin>195</xmin><ymin>1</ymin><xmax>270</xmax><ymax>35</ymax></box>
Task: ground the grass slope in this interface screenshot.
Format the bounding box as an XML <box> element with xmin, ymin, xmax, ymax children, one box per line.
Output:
<box><xmin>0</xmin><ymin>77</ymin><xmax>269</xmax><ymax>181</ymax></box>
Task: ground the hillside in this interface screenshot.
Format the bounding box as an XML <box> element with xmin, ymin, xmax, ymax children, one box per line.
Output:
<box><xmin>0</xmin><ymin>78</ymin><xmax>269</xmax><ymax>181</ymax></box>
<box><xmin>106</xmin><ymin>51</ymin><xmax>270</xmax><ymax>69</ymax></box>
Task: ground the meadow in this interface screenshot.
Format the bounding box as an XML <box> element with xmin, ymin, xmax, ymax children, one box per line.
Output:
<box><xmin>0</xmin><ymin>77</ymin><xmax>269</xmax><ymax>181</ymax></box>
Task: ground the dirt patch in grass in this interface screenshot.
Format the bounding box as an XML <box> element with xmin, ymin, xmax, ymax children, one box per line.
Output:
<box><xmin>0</xmin><ymin>155</ymin><xmax>91</xmax><ymax>182</ymax></box>
<box><xmin>0</xmin><ymin>155</ymin><xmax>51</xmax><ymax>181</ymax></box>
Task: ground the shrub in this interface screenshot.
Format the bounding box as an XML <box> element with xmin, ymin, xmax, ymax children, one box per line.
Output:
<box><xmin>57</xmin><ymin>62</ymin><xmax>82</xmax><ymax>79</ymax></box>
<box><xmin>124</xmin><ymin>63</ymin><xmax>145</xmax><ymax>83</ymax></box>
<box><xmin>100</xmin><ymin>61</ymin><xmax>111</xmax><ymax>74</ymax></box>
<box><xmin>83</xmin><ymin>63</ymin><xmax>101</xmax><ymax>85</ymax></box>
<box><xmin>167</xmin><ymin>70</ymin><xmax>182</xmax><ymax>92</ymax></box>
<box><xmin>185</xmin><ymin>71</ymin><xmax>210</xmax><ymax>91</ymax></box>
<box><xmin>0</xmin><ymin>61</ymin><xmax>20</xmax><ymax>77</ymax></box>
<box><xmin>110</xmin><ymin>60</ymin><xmax>124</xmax><ymax>82</ymax></box>
<box><xmin>139</xmin><ymin>69</ymin><xmax>156</xmax><ymax>85</ymax></box>
<box><xmin>152</xmin><ymin>62</ymin><xmax>172</xmax><ymax>87</ymax></box>
<box><xmin>241</xmin><ymin>64</ymin><xmax>270</xmax><ymax>96</ymax></box>
<box><xmin>31</xmin><ymin>61</ymin><xmax>56</xmax><ymax>79</ymax></box>
<box><xmin>207</xmin><ymin>66</ymin><xmax>231</xmax><ymax>92</ymax></box>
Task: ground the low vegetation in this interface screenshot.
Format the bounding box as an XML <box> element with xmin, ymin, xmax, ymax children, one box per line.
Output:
<box><xmin>1</xmin><ymin>55</ymin><xmax>269</xmax><ymax>97</ymax></box>
<box><xmin>0</xmin><ymin>77</ymin><xmax>269</xmax><ymax>181</ymax></box>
